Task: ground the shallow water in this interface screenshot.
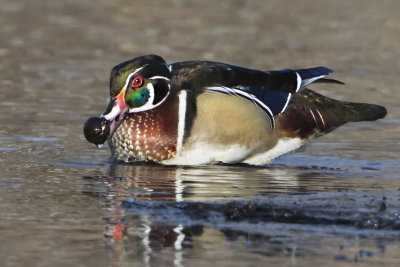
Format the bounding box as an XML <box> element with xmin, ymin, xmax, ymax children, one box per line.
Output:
<box><xmin>1</xmin><ymin>0</ymin><xmax>399</xmax><ymax>266</ymax></box>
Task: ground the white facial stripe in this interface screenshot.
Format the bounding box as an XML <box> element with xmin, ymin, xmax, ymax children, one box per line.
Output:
<box><xmin>121</xmin><ymin>66</ymin><xmax>147</xmax><ymax>92</ymax></box>
<box><xmin>122</xmin><ymin>73</ymin><xmax>135</xmax><ymax>92</ymax></box>
<box><xmin>122</xmin><ymin>65</ymin><xmax>171</xmax><ymax>113</ymax></box>
<box><xmin>127</xmin><ymin>82</ymin><xmax>155</xmax><ymax>113</ymax></box>
<box><xmin>149</xmin><ymin>76</ymin><xmax>170</xmax><ymax>81</ymax></box>
<box><xmin>127</xmin><ymin>82</ymin><xmax>170</xmax><ymax>113</ymax></box>
<box><xmin>132</xmin><ymin>65</ymin><xmax>145</xmax><ymax>75</ymax></box>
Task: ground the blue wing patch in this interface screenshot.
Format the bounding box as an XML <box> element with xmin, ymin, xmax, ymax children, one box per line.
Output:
<box><xmin>263</xmin><ymin>90</ymin><xmax>291</xmax><ymax>115</ymax></box>
<box><xmin>233</xmin><ymin>85</ymin><xmax>291</xmax><ymax>115</ymax></box>
<box><xmin>203</xmin><ymin>66</ymin><xmax>335</xmax><ymax>120</ymax></box>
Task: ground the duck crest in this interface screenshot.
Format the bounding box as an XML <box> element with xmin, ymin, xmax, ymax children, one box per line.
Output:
<box><xmin>111</xmin><ymin>95</ymin><xmax>180</xmax><ymax>162</ymax></box>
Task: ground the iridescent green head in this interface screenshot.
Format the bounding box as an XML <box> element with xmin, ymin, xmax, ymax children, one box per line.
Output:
<box><xmin>110</xmin><ymin>54</ymin><xmax>172</xmax><ymax>112</ymax></box>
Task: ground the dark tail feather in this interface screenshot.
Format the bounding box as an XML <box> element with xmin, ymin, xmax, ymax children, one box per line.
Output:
<box><xmin>313</xmin><ymin>78</ymin><xmax>345</xmax><ymax>85</ymax></box>
<box><xmin>341</xmin><ymin>101</ymin><xmax>387</xmax><ymax>122</ymax></box>
<box><xmin>276</xmin><ymin>89</ymin><xmax>387</xmax><ymax>139</ymax></box>
<box><xmin>295</xmin><ymin>66</ymin><xmax>337</xmax><ymax>91</ymax></box>
<box><xmin>295</xmin><ymin>66</ymin><xmax>333</xmax><ymax>80</ymax></box>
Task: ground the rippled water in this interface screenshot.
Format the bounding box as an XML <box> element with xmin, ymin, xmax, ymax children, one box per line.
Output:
<box><xmin>1</xmin><ymin>0</ymin><xmax>399</xmax><ymax>266</ymax></box>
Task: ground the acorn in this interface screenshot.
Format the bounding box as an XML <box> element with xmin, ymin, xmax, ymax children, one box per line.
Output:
<box><xmin>83</xmin><ymin>117</ymin><xmax>110</xmax><ymax>147</ymax></box>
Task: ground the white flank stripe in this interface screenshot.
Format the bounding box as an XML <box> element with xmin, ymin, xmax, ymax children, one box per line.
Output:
<box><xmin>176</xmin><ymin>90</ymin><xmax>187</xmax><ymax>155</ymax></box>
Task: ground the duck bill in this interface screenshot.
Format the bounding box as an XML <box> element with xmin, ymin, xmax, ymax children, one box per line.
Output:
<box><xmin>83</xmin><ymin>88</ymin><xmax>127</xmax><ymax>147</ymax></box>
<box><xmin>102</xmin><ymin>88</ymin><xmax>127</xmax><ymax>135</ymax></box>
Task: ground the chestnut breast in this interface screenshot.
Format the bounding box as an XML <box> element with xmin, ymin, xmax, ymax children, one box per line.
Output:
<box><xmin>111</xmin><ymin>95</ymin><xmax>179</xmax><ymax>162</ymax></box>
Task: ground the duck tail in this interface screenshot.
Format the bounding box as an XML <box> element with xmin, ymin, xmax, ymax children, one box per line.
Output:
<box><xmin>341</xmin><ymin>101</ymin><xmax>387</xmax><ymax>122</ymax></box>
<box><xmin>276</xmin><ymin>89</ymin><xmax>387</xmax><ymax>139</ymax></box>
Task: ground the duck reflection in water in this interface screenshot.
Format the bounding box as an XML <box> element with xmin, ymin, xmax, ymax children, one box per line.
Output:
<box><xmin>82</xmin><ymin>163</ymin><xmax>309</xmax><ymax>265</ymax></box>
<box><xmin>82</xmin><ymin>163</ymin><xmax>397</xmax><ymax>265</ymax></box>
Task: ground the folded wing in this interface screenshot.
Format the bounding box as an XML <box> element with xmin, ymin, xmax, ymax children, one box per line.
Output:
<box><xmin>170</xmin><ymin>61</ymin><xmax>340</xmax><ymax>117</ymax></box>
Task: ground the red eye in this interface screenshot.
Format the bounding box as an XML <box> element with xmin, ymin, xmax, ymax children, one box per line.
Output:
<box><xmin>131</xmin><ymin>76</ymin><xmax>143</xmax><ymax>88</ymax></box>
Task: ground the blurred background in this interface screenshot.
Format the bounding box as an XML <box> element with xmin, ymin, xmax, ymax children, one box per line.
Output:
<box><xmin>1</xmin><ymin>0</ymin><xmax>399</xmax><ymax>266</ymax></box>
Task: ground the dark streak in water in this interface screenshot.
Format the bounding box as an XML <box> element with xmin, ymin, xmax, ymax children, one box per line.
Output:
<box><xmin>0</xmin><ymin>137</ymin><xmax>61</xmax><ymax>142</ymax></box>
<box><xmin>48</xmin><ymin>161</ymin><xmax>112</xmax><ymax>168</ymax></box>
<box><xmin>121</xmin><ymin>192</ymin><xmax>400</xmax><ymax>235</ymax></box>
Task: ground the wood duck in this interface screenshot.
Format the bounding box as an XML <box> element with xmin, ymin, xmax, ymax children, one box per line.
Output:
<box><xmin>83</xmin><ymin>54</ymin><xmax>386</xmax><ymax>165</ymax></box>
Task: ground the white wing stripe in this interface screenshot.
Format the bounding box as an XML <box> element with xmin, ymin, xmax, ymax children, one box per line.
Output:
<box><xmin>281</xmin><ymin>93</ymin><xmax>292</xmax><ymax>113</ymax></box>
<box><xmin>300</xmin><ymin>75</ymin><xmax>326</xmax><ymax>90</ymax></box>
<box><xmin>295</xmin><ymin>72</ymin><xmax>302</xmax><ymax>92</ymax></box>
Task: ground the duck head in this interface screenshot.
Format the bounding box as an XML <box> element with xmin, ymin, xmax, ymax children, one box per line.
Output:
<box><xmin>83</xmin><ymin>54</ymin><xmax>171</xmax><ymax>146</ymax></box>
